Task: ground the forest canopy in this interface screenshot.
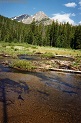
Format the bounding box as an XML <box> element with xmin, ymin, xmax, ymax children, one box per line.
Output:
<box><xmin>0</xmin><ymin>15</ymin><xmax>81</xmax><ymax>49</ymax></box>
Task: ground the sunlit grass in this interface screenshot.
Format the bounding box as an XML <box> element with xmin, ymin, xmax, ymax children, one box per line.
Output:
<box><xmin>0</xmin><ymin>42</ymin><xmax>81</xmax><ymax>57</ymax></box>
<box><xmin>37</xmin><ymin>46</ymin><xmax>81</xmax><ymax>56</ymax></box>
<box><xmin>9</xmin><ymin>59</ymin><xmax>36</xmax><ymax>71</ymax></box>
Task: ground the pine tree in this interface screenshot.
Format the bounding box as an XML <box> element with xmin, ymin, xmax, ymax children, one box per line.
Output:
<box><xmin>73</xmin><ymin>25</ymin><xmax>81</xmax><ymax>49</ymax></box>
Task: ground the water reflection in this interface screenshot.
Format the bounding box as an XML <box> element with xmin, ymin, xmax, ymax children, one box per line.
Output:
<box><xmin>18</xmin><ymin>54</ymin><xmax>41</xmax><ymax>61</ymax></box>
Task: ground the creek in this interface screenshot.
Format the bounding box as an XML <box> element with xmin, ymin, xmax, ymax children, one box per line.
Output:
<box><xmin>0</xmin><ymin>56</ymin><xmax>81</xmax><ymax>123</ymax></box>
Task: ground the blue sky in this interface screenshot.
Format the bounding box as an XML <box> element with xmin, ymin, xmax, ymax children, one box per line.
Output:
<box><xmin>0</xmin><ymin>0</ymin><xmax>81</xmax><ymax>25</ymax></box>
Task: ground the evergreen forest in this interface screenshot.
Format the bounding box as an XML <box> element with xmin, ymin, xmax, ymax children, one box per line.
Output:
<box><xmin>0</xmin><ymin>15</ymin><xmax>81</xmax><ymax>49</ymax></box>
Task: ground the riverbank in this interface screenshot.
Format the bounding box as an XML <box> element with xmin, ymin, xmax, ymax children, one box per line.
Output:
<box><xmin>1</xmin><ymin>53</ymin><xmax>81</xmax><ymax>74</ymax></box>
<box><xmin>0</xmin><ymin>42</ymin><xmax>81</xmax><ymax>73</ymax></box>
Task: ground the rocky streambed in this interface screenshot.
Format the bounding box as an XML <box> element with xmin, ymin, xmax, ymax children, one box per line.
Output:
<box><xmin>0</xmin><ymin>55</ymin><xmax>81</xmax><ymax>123</ymax></box>
<box><xmin>10</xmin><ymin>54</ymin><xmax>81</xmax><ymax>73</ymax></box>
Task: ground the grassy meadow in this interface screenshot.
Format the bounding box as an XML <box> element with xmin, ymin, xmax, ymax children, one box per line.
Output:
<box><xmin>0</xmin><ymin>42</ymin><xmax>81</xmax><ymax>72</ymax></box>
<box><xmin>0</xmin><ymin>42</ymin><xmax>81</xmax><ymax>56</ymax></box>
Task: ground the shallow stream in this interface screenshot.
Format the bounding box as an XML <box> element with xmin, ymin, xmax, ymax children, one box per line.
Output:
<box><xmin>0</xmin><ymin>56</ymin><xmax>81</xmax><ymax>123</ymax></box>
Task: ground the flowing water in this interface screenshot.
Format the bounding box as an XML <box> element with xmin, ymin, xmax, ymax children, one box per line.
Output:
<box><xmin>0</xmin><ymin>56</ymin><xmax>81</xmax><ymax>123</ymax></box>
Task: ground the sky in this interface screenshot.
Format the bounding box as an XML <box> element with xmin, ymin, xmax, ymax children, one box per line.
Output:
<box><xmin>0</xmin><ymin>0</ymin><xmax>81</xmax><ymax>25</ymax></box>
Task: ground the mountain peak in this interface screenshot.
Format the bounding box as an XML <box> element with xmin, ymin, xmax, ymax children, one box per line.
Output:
<box><xmin>35</xmin><ymin>11</ymin><xmax>46</xmax><ymax>15</ymax></box>
<box><xmin>31</xmin><ymin>11</ymin><xmax>48</xmax><ymax>22</ymax></box>
<box><xmin>11</xmin><ymin>11</ymin><xmax>52</xmax><ymax>25</ymax></box>
<box><xmin>11</xmin><ymin>14</ymin><xmax>30</xmax><ymax>22</ymax></box>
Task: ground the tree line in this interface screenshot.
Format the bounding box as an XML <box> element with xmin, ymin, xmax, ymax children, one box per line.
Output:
<box><xmin>0</xmin><ymin>15</ymin><xmax>81</xmax><ymax>49</ymax></box>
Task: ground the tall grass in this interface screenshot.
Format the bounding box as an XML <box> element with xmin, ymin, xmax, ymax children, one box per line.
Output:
<box><xmin>10</xmin><ymin>60</ymin><xmax>36</xmax><ymax>71</ymax></box>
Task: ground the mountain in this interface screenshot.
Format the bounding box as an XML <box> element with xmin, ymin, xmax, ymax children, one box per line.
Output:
<box><xmin>11</xmin><ymin>11</ymin><xmax>52</xmax><ymax>25</ymax></box>
<box><xmin>11</xmin><ymin>14</ymin><xmax>30</xmax><ymax>22</ymax></box>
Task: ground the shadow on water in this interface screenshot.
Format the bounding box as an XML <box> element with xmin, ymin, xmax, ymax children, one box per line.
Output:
<box><xmin>0</xmin><ymin>59</ymin><xmax>81</xmax><ymax>96</ymax></box>
<box><xmin>1</xmin><ymin>81</ymin><xmax>8</xmax><ymax>123</ymax></box>
<box><xmin>31</xmin><ymin>72</ymin><xmax>81</xmax><ymax>95</ymax></box>
<box><xmin>37</xmin><ymin>90</ymin><xmax>49</xmax><ymax>97</ymax></box>
<box><xmin>0</xmin><ymin>64</ymin><xmax>12</xmax><ymax>72</ymax></box>
<box><xmin>3</xmin><ymin>64</ymin><xmax>81</xmax><ymax>96</ymax></box>
<box><xmin>0</xmin><ymin>78</ymin><xmax>29</xmax><ymax>123</ymax></box>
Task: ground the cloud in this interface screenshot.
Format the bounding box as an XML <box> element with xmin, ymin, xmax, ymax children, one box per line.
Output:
<box><xmin>51</xmin><ymin>13</ymin><xmax>75</xmax><ymax>25</ymax></box>
<box><xmin>79</xmin><ymin>21</ymin><xmax>81</xmax><ymax>24</ymax></box>
<box><xmin>79</xmin><ymin>1</ymin><xmax>81</xmax><ymax>6</ymax></box>
<box><xmin>78</xmin><ymin>1</ymin><xmax>81</xmax><ymax>9</ymax></box>
<box><xmin>64</xmin><ymin>2</ymin><xmax>77</xmax><ymax>8</ymax></box>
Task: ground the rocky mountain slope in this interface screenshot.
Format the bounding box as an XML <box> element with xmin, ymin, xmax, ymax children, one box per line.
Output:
<box><xmin>11</xmin><ymin>11</ymin><xmax>52</xmax><ymax>25</ymax></box>
<box><xmin>11</xmin><ymin>14</ymin><xmax>30</xmax><ymax>22</ymax></box>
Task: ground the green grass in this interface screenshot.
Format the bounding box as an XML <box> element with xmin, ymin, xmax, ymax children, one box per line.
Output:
<box><xmin>0</xmin><ymin>42</ymin><xmax>36</xmax><ymax>58</ymax></box>
<box><xmin>10</xmin><ymin>60</ymin><xmax>36</xmax><ymax>71</ymax></box>
<box><xmin>41</xmin><ymin>52</ymin><xmax>55</xmax><ymax>59</ymax></box>
<box><xmin>0</xmin><ymin>42</ymin><xmax>81</xmax><ymax>71</ymax></box>
<box><xmin>0</xmin><ymin>42</ymin><xmax>81</xmax><ymax>56</ymax></box>
<box><xmin>37</xmin><ymin>46</ymin><xmax>81</xmax><ymax>56</ymax></box>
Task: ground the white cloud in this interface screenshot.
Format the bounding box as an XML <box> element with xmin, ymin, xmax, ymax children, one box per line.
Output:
<box><xmin>51</xmin><ymin>13</ymin><xmax>75</xmax><ymax>25</ymax></box>
<box><xmin>79</xmin><ymin>1</ymin><xmax>81</xmax><ymax>6</ymax></box>
<box><xmin>78</xmin><ymin>1</ymin><xmax>81</xmax><ymax>9</ymax></box>
<box><xmin>64</xmin><ymin>2</ymin><xmax>77</xmax><ymax>8</ymax></box>
<box><xmin>79</xmin><ymin>21</ymin><xmax>81</xmax><ymax>24</ymax></box>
